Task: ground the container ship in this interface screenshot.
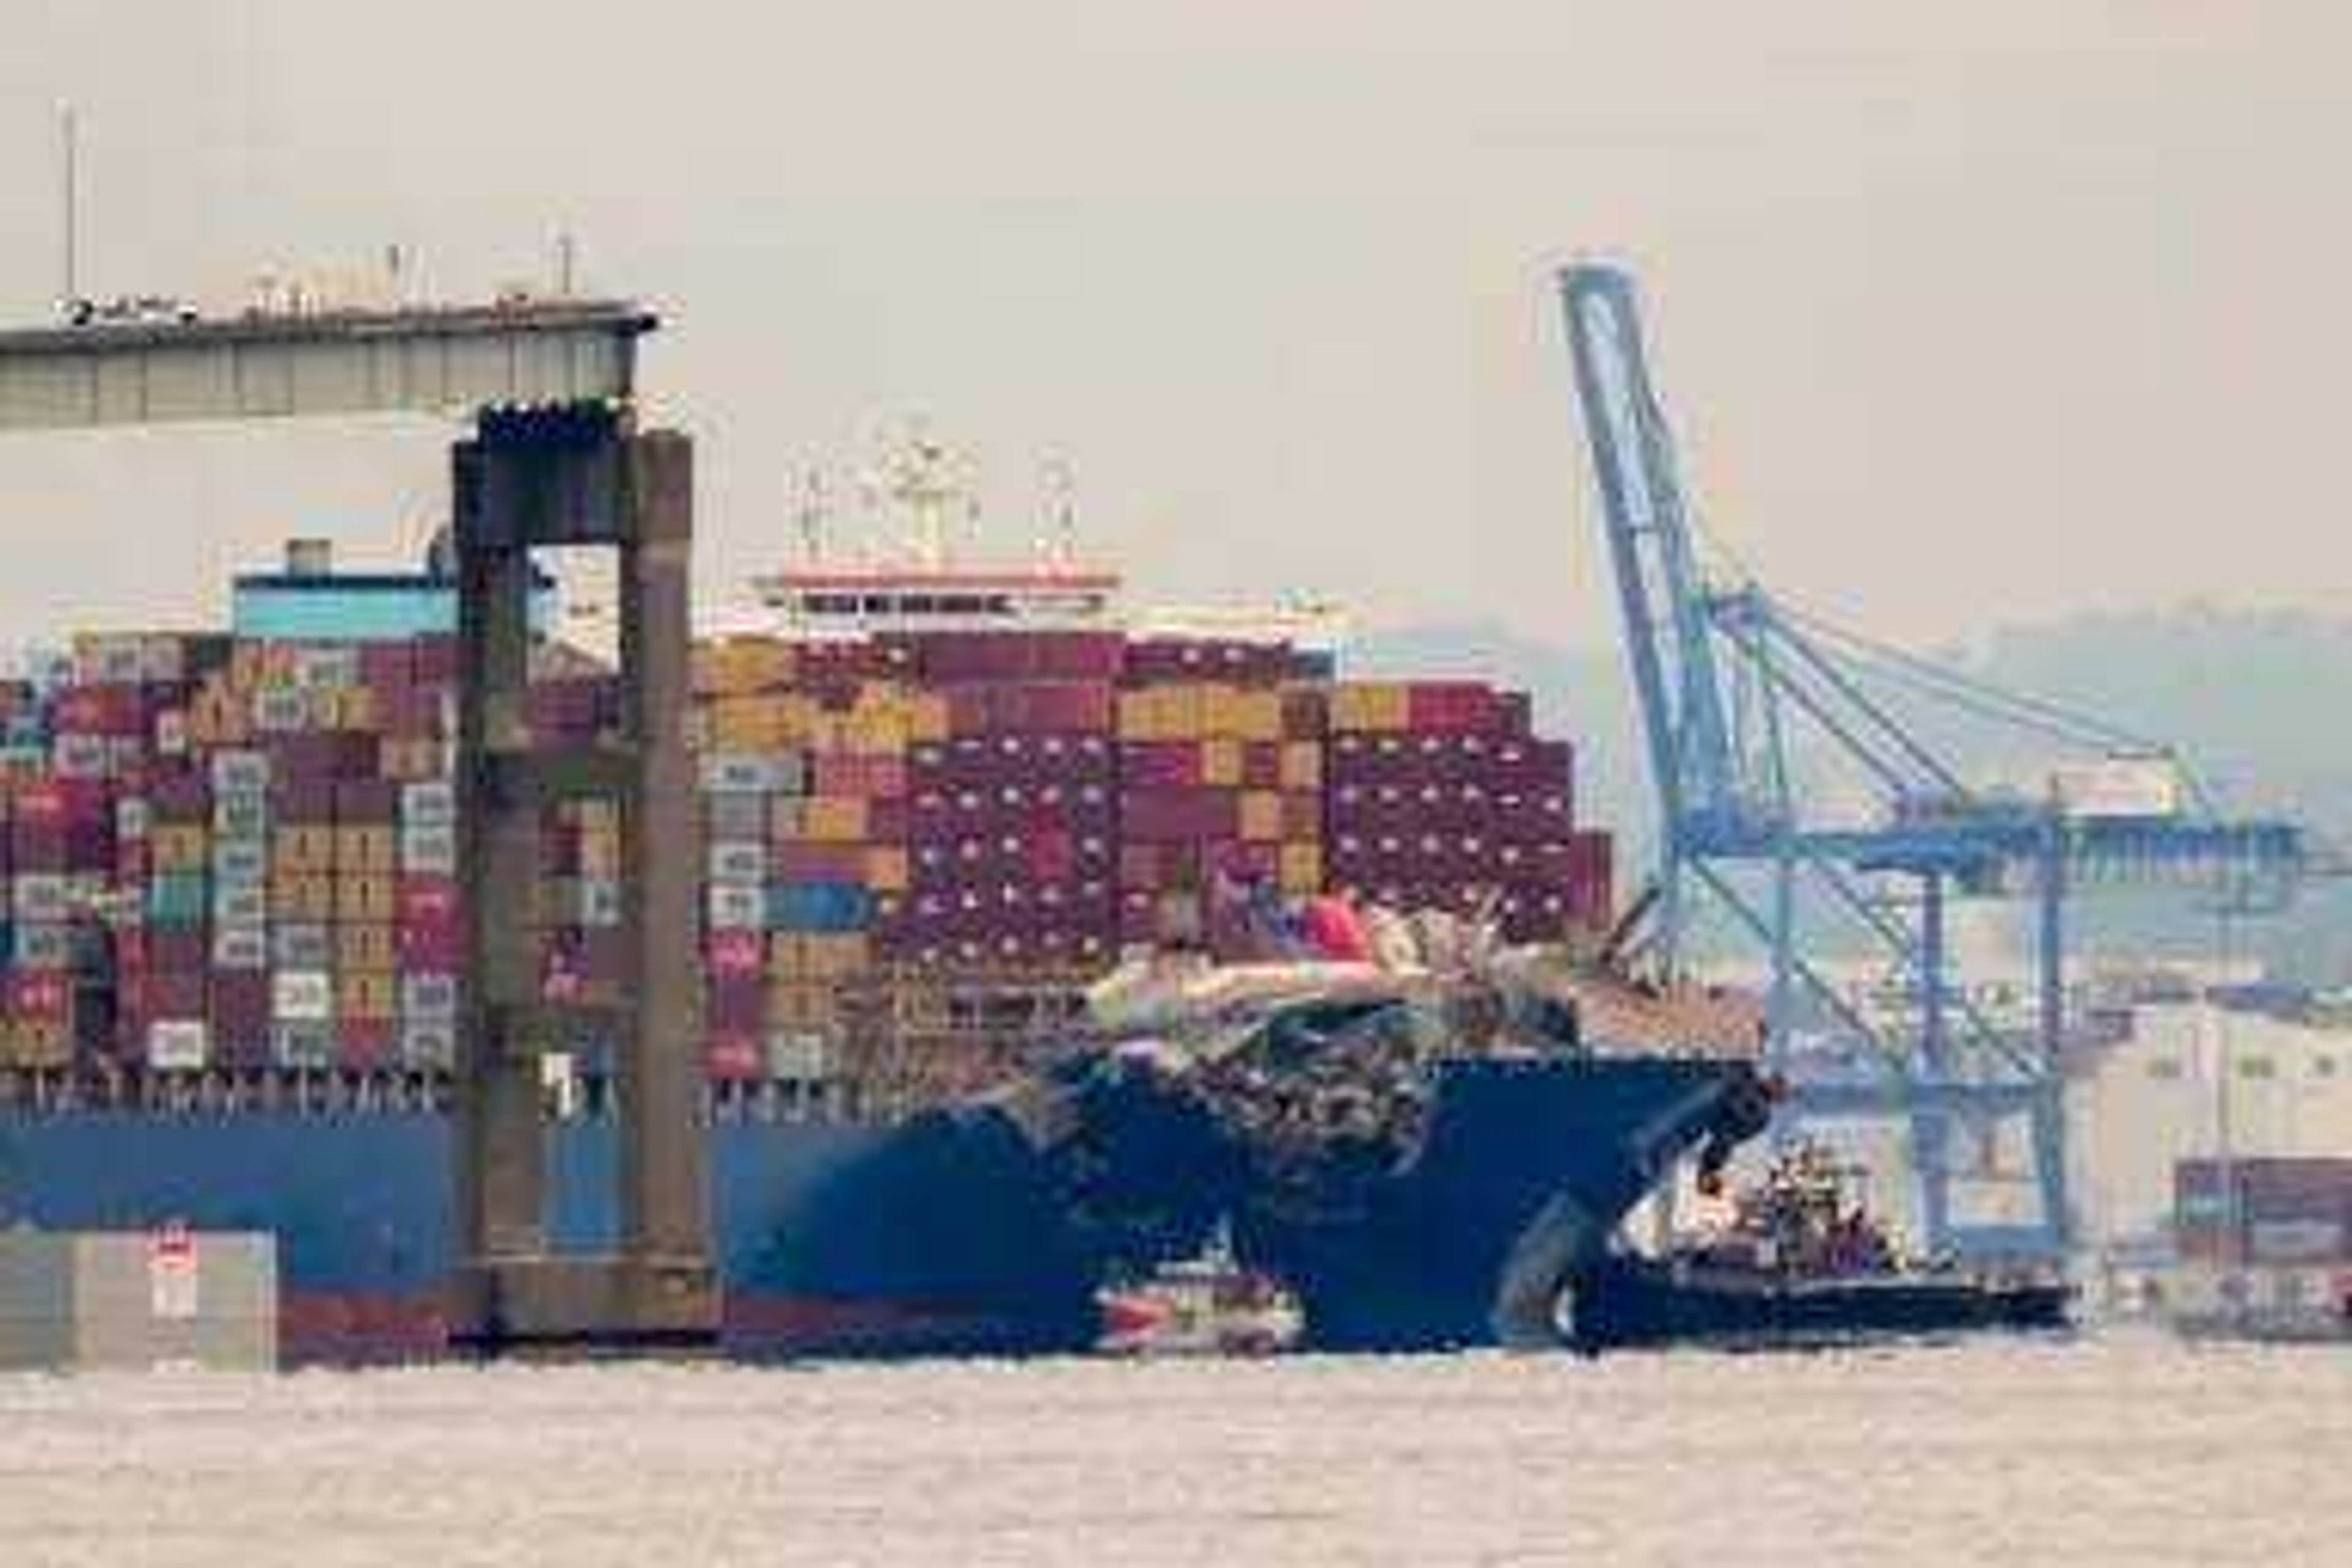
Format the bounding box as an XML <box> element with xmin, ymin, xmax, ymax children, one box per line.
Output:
<box><xmin>0</xmin><ymin>452</ymin><xmax>1765</xmax><ymax>1359</ymax></box>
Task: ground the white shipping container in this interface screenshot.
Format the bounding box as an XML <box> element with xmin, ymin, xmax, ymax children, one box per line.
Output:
<box><xmin>575</xmin><ymin>879</ymin><xmax>622</xmax><ymax>928</ymax></box>
<box><xmin>2249</xmin><ymin>1218</ymin><xmax>2348</xmax><ymax>1265</ymax></box>
<box><xmin>399</xmin><ymin>827</ymin><xmax>456</xmax><ymax>875</ymax></box>
<box><xmin>146</xmin><ymin>1019</ymin><xmax>210</xmax><ymax>1072</ymax></box>
<box><xmin>701</xmin><ymin>754</ymin><xmax>778</xmax><ymax>794</ymax></box>
<box><xmin>706</xmin><ymin>884</ymin><xmax>764</xmax><ymax>932</ymax></box>
<box><xmin>213</xmin><ymin>841</ymin><xmax>268</xmax><ymax>886</ymax></box>
<box><xmin>251</xmin><ymin>689</ymin><xmax>311</xmax><ymax>734</ymax></box>
<box><xmin>399</xmin><ymin>972</ymin><xmax>458</xmax><ymax>1020</ymax></box>
<box><xmin>211</xmin><ymin>926</ymin><xmax>268</xmax><ymax>971</ymax></box>
<box><xmin>115</xmin><ymin>797</ymin><xmax>151</xmax><ymax>841</ymax></box>
<box><xmin>51</xmin><ymin>733</ymin><xmax>110</xmax><ymax>779</ymax></box>
<box><xmin>12</xmin><ymin>922</ymin><xmax>72</xmax><ymax>970</ymax></box>
<box><xmin>271</xmin><ymin>970</ymin><xmax>334</xmax><ymax>1023</ymax></box>
<box><xmin>270</xmin><ymin>924</ymin><xmax>333</xmax><ymax>970</ymax></box>
<box><xmin>706</xmin><ymin>791</ymin><xmax>766</xmax><ymax>842</ymax></box>
<box><xmin>766</xmin><ymin>1031</ymin><xmax>830</xmax><ymax>1082</ymax></box>
<box><xmin>12</xmin><ymin>875</ymin><xmax>69</xmax><ymax>924</ymax></box>
<box><xmin>213</xmin><ymin>886</ymin><xmax>267</xmax><ymax>928</ymax></box>
<box><xmin>152</xmin><ymin>708</ymin><xmax>189</xmax><ymax>758</ymax></box>
<box><xmin>707</xmin><ymin>840</ymin><xmax>767</xmax><ymax>887</ymax></box>
<box><xmin>2051</xmin><ymin>759</ymin><xmax>2182</xmax><ymax>821</ymax></box>
<box><xmin>138</xmin><ymin>634</ymin><xmax>187</xmax><ymax>683</ymax></box>
<box><xmin>399</xmin><ymin>1022</ymin><xmax>456</xmax><ymax>1072</ymax></box>
<box><xmin>400</xmin><ymin>782</ymin><xmax>456</xmax><ymax>829</ymax></box>
<box><xmin>210</xmin><ymin>751</ymin><xmax>270</xmax><ymax>793</ymax></box>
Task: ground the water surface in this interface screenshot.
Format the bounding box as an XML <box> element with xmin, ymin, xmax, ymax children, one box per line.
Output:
<box><xmin>4</xmin><ymin>1337</ymin><xmax>2347</xmax><ymax>1566</ymax></box>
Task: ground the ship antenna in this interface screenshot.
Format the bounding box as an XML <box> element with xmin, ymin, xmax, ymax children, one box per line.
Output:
<box><xmin>795</xmin><ymin>467</ymin><xmax>831</xmax><ymax>565</ymax></box>
<box><xmin>58</xmin><ymin>102</ymin><xmax>80</xmax><ymax>315</ymax></box>
<box><xmin>1042</xmin><ymin>458</ymin><xmax>1080</xmax><ymax>572</ymax></box>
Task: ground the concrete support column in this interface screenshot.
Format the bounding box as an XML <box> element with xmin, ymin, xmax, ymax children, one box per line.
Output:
<box><xmin>454</xmin><ymin>455</ymin><xmax>547</xmax><ymax>1261</ymax></box>
<box><xmin>617</xmin><ymin>432</ymin><xmax>707</xmax><ymax>1263</ymax></box>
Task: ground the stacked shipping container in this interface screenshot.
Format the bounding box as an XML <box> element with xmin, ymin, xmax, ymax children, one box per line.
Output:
<box><xmin>0</xmin><ymin>615</ymin><xmax>1612</xmax><ymax>1082</ymax></box>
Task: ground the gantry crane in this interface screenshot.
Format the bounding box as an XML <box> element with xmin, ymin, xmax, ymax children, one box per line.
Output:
<box><xmin>1557</xmin><ymin>262</ymin><xmax>2312</xmax><ymax>1259</ymax></box>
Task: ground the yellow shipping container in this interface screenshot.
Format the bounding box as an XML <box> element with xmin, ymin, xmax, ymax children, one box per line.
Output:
<box><xmin>1279</xmin><ymin>842</ymin><xmax>1325</xmax><ymax>895</ymax></box>
<box><xmin>708</xmin><ymin>695</ymin><xmax>788</xmax><ymax>752</ymax></box>
<box><xmin>765</xmin><ymin>980</ymin><xmax>839</xmax><ymax>1030</ymax></box>
<box><xmin>271</xmin><ymin>872</ymin><xmax>337</xmax><ymax>925</ymax></box>
<box><xmin>843</xmin><ymin>712</ymin><xmax>908</xmax><ymax>754</ymax></box>
<box><xmin>804</xmin><ymin>932</ymin><xmax>872</xmax><ymax>978</ymax></box>
<box><xmin>334</xmin><ymin>686</ymin><xmax>380</xmax><ymax>733</ymax></box>
<box><xmin>339</xmin><ymin>971</ymin><xmax>399</xmax><ymax>1022</ymax></box>
<box><xmin>151</xmin><ymin>825</ymin><xmax>210</xmax><ymax>873</ymax></box>
<box><xmin>907</xmin><ymin>692</ymin><xmax>951</xmax><ymax>744</ymax></box>
<box><xmin>1330</xmin><ymin>683</ymin><xmax>1412</xmax><ymax>733</ymax></box>
<box><xmin>1234</xmin><ymin>688</ymin><xmax>1283</xmax><ymax>742</ymax></box>
<box><xmin>1279</xmin><ymin>741</ymin><xmax>1324</xmax><ymax>791</ymax></box>
<box><xmin>334</xmin><ymin>826</ymin><xmax>396</xmax><ymax>875</ymax></box>
<box><xmin>695</xmin><ymin>636</ymin><xmax>796</xmax><ymax>696</ymax></box>
<box><xmin>1118</xmin><ymin>688</ymin><xmax>1161</xmax><ymax>741</ymax></box>
<box><xmin>335</xmin><ymin>922</ymin><xmax>399</xmax><ymax>973</ymax></box>
<box><xmin>1239</xmin><ymin>791</ymin><xmax>1284</xmax><ymax>844</ymax></box>
<box><xmin>335</xmin><ymin>875</ymin><xmax>396</xmax><ymax>924</ymax></box>
<box><xmin>1200</xmin><ymin>737</ymin><xmax>1244</xmax><ymax>788</ymax></box>
<box><xmin>867</xmin><ymin>845</ymin><xmax>910</xmax><ymax>892</ymax></box>
<box><xmin>803</xmin><ymin>796</ymin><xmax>869</xmax><ymax>844</ymax></box>
<box><xmin>273</xmin><ymin>827</ymin><xmax>336</xmax><ymax>876</ymax></box>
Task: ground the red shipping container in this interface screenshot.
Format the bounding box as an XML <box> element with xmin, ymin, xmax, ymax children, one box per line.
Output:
<box><xmin>339</xmin><ymin>1021</ymin><xmax>398</xmax><ymax>1072</ymax></box>
<box><xmin>853</xmin><ymin>753</ymin><xmax>914</xmax><ymax>798</ymax></box>
<box><xmin>706</xmin><ymin>929</ymin><xmax>764</xmax><ymax>978</ymax></box>
<box><xmin>707</xmin><ymin>1032</ymin><xmax>763</xmax><ymax>1082</ymax></box>
<box><xmin>334</xmin><ymin>779</ymin><xmax>400</xmax><ymax>821</ymax></box>
<box><xmin>864</xmin><ymin>797</ymin><xmax>910</xmax><ymax>843</ymax></box>
<box><xmin>210</xmin><ymin>972</ymin><xmax>271</xmax><ymax>1036</ymax></box>
<box><xmin>149</xmin><ymin>774</ymin><xmax>211</xmax><ymax>823</ymax></box>
<box><xmin>412</xmin><ymin>635</ymin><xmax>459</xmax><ymax>684</ymax></box>
<box><xmin>7</xmin><ymin>971</ymin><xmax>71</xmax><ymax>1020</ymax></box>
<box><xmin>1281</xmin><ymin>687</ymin><xmax>1329</xmax><ymax>739</ymax></box>
<box><xmin>399</xmin><ymin>876</ymin><xmax>462</xmax><ymax>928</ymax></box>
<box><xmin>142</xmin><ymin>970</ymin><xmax>208</xmax><ymax>1019</ymax></box>
<box><xmin>359</xmin><ymin>641</ymin><xmax>417</xmax><ymax>690</ymax></box>
<box><xmin>774</xmin><ymin>843</ymin><xmax>870</xmax><ymax>883</ymax></box>
<box><xmin>706</xmin><ymin>976</ymin><xmax>765</xmax><ymax>1033</ymax></box>
<box><xmin>1119</xmin><ymin>789</ymin><xmax>1240</xmax><ymax>843</ymax></box>
<box><xmin>149</xmin><ymin>929</ymin><xmax>209</xmax><ymax>971</ymax></box>
<box><xmin>1121</xmin><ymin>742</ymin><xmax>1200</xmax><ymax>790</ymax></box>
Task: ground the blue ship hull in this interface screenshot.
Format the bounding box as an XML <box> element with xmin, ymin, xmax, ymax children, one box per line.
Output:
<box><xmin>0</xmin><ymin>1054</ymin><xmax>1767</xmax><ymax>1360</ymax></box>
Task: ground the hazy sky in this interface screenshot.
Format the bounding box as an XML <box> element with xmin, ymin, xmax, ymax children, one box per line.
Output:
<box><xmin>0</xmin><ymin>3</ymin><xmax>2345</xmax><ymax>649</ymax></box>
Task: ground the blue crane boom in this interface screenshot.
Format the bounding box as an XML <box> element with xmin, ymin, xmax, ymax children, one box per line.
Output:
<box><xmin>1557</xmin><ymin>262</ymin><xmax>2312</xmax><ymax>1259</ymax></box>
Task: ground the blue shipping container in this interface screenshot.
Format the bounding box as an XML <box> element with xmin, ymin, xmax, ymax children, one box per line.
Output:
<box><xmin>765</xmin><ymin>882</ymin><xmax>874</xmax><ymax>933</ymax></box>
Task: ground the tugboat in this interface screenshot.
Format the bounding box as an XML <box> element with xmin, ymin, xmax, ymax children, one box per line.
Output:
<box><xmin>1096</xmin><ymin>1221</ymin><xmax>1304</xmax><ymax>1357</ymax></box>
<box><xmin>1559</xmin><ymin>1142</ymin><xmax>2072</xmax><ymax>1351</ymax></box>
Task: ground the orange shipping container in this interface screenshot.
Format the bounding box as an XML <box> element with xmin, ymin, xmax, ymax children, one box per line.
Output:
<box><xmin>1200</xmin><ymin>738</ymin><xmax>1244</xmax><ymax>788</ymax></box>
<box><xmin>1330</xmin><ymin>684</ymin><xmax>1412</xmax><ymax>733</ymax></box>
<box><xmin>802</xmin><ymin>796</ymin><xmax>869</xmax><ymax>844</ymax></box>
<box><xmin>907</xmin><ymin>692</ymin><xmax>951</xmax><ymax>745</ymax></box>
<box><xmin>867</xmin><ymin>845</ymin><xmax>910</xmax><ymax>892</ymax></box>
<box><xmin>1279</xmin><ymin>741</ymin><xmax>1324</xmax><ymax>791</ymax></box>
<box><xmin>1280</xmin><ymin>842</ymin><xmax>1325</xmax><ymax>895</ymax></box>
<box><xmin>1238</xmin><ymin>790</ymin><xmax>1284</xmax><ymax>844</ymax></box>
